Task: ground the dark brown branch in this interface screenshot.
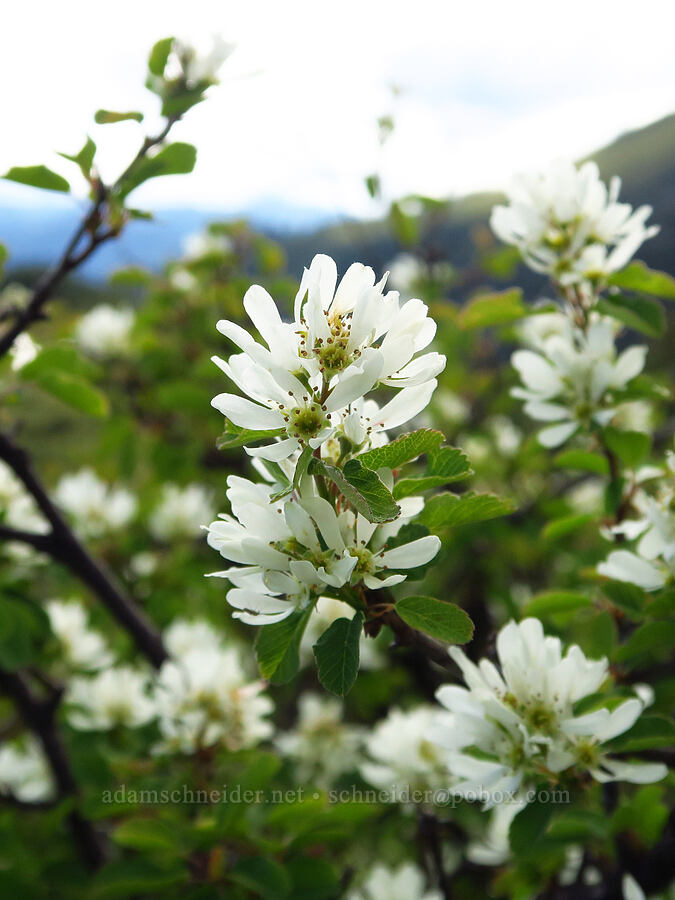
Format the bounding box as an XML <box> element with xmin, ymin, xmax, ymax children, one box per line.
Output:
<box><xmin>0</xmin><ymin>431</ymin><xmax>167</xmax><ymax>669</ymax></box>
<box><xmin>0</xmin><ymin>668</ymin><xmax>108</xmax><ymax>868</ymax></box>
<box><xmin>0</xmin><ymin>524</ymin><xmax>54</xmax><ymax>554</ymax></box>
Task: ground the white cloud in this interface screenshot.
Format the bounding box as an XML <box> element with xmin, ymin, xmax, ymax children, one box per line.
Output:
<box><xmin>1</xmin><ymin>0</ymin><xmax>674</xmax><ymax>217</ymax></box>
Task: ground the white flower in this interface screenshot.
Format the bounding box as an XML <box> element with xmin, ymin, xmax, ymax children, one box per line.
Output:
<box><xmin>517</xmin><ymin>310</ymin><xmax>574</xmax><ymax>351</ymax></box>
<box><xmin>175</xmin><ymin>35</ymin><xmax>235</xmax><ymax>84</ymax></box>
<box><xmin>211</xmin><ymin>254</ymin><xmax>444</xmax><ymax>461</ymax></box>
<box><xmin>149</xmin><ymin>483</ymin><xmax>214</xmax><ymax>541</ymax></box>
<box><xmin>347</xmin><ymin>862</ymin><xmax>442</xmax><ymax>900</ymax></box>
<box><xmin>361</xmin><ymin>707</ymin><xmax>453</xmax><ymax>794</ymax></box>
<box><xmin>55</xmin><ymin>469</ymin><xmax>137</xmax><ymax>538</ymax></box>
<box><xmin>466</xmin><ymin>799</ymin><xmax>525</xmax><ymax>866</ymax></box>
<box><xmin>599</xmin><ymin>469</ymin><xmax>675</xmax><ymax>591</ymax></box>
<box><xmin>9</xmin><ymin>332</ymin><xmax>39</xmax><ymax>371</ymax></box>
<box><xmin>0</xmin><ymin>737</ymin><xmax>54</xmax><ymax>803</ymax></box>
<box><xmin>623</xmin><ymin>874</ymin><xmax>647</xmax><ymax>900</ymax></box>
<box><xmin>430</xmin><ymin>618</ymin><xmax>666</xmax><ymax>808</ymax></box>
<box><xmin>511</xmin><ymin>316</ymin><xmax>646</xmax><ymax>447</ymax></box>
<box><xmin>0</xmin><ymin>461</ymin><xmax>49</xmax><ymax>561</ymax></box>
<box><xmin>67</xmin><ymin>666</ymin><xmax>155</xmax><ymax>730</ymax></box>
<box><xmin>46</xmin><ymin>600</ymin><xmax>113</xmax><ymax>671</ymax></box>
<box><xmin>386</xmin><ymin>252</ymin><xmax>424</xmax><ymax>293</ymax></box>
<box><xmin>75</xmin><ymin>305</ymin><xmax>134</xmax><ymax>357</ymax></box>
<box><xmin>207</xmin><ymin>476</ymin><xmax>439</xmax><ymax>625</ymax></box>
<box><xmin>163</xmin><ymin>618</ymin><xmax>224</xmax><ymax>659</ymax></box>
<box><xmin>300</xmin><ymin>597</ymin><xmax>383</xmax><ymax>670</ymax></box>
<box><xmin>275</xmin><ymin>693</ymin><xmax>363</xmax><ymax>788</ymax></box>
<box><xmin>154</xmin><ymin>643</ymin><xmax>273</xmax><ymax>754</ymax></box>
<box><xmin>182</xmin><ymin>231</ymin><xmax>233</xmax><ymax>260</ymax></box>
<box><xmin>491</xmin><ymin>160</ymin><xmax>658</xmax><ymax>285</ymax></box>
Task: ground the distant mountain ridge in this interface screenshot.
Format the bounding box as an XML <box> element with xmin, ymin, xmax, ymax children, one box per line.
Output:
<box><xmin>1</xmin><ymin>113</ymin><xmax>674</xmax><ymax>282</ymax></box>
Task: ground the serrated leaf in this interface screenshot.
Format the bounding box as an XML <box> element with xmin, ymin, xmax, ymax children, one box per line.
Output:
<box><xmin>95</xmin><ymin>109</ymin><xmax>144</xmax><ymax>125</ymax></box>
<box><xmin>542</xmin><ymin>514</ymin><xmax>594</xmax><ymax>541</ymax></box>
<box><xmin>4</xmin><ymin>165</ymin><xmax>70</xmax><ymax>193</ymax></box>
<box><xmin>393</xmin><ymin>446</ymin><xmax>473</xmax><ymax>498</ymax></box>
<box><xmin>309</xmin><ymin>458</ymin><xmax>400</xmax><ymax>523</ymax></box>
<box><xmin>523</xmin><ymin>591</ymin><xmax>592</xmax><ymax>617</ymax></box>
<box><xmin>459</xmin><ymin>288</ymin><xmax>525</xmax><ymax>329</ymax></box>
<box><xmin>313</xmin><ymin>613</ymin><xmax>363</xmax><ymax>696</ymax></box>
<box><xmin>609</xmin><ymin>261</ymin><xmax>675</xmax><ymax>300</ymax></box>
<box><xmin>395</xmin><ymin>595</ymin><xmax>473</xmax><ymax>643</ymax></box>
<box><xmin>255</xmin><ymin>609</ymin><xmax>311</xmax><ymax>684</ymax></box>
<box><xmin>357</xmin><ymin>428</ymin><xmax>444</xmax><ymax>470</ymax></box>
<box><xmin>554</xmin><ymin>449</ymin><xmax>610</xmax><ymax>475</ymax></box>
<box><xmin>216</xmin><ymin>423</ymin><xmax>284</xmax><ymax>450</ymax></box>
<box><xmin>608</xmin><ymin>715</ymin><xmax>675</xmax><ymax>752</ymax></box>
<box><xmin>148</xmin><ymin>36</ymin><xmax>174</xmax><ymax>76</ymax></box>
<box><xmin>418</xmin><ymin>491</ymin><xmax>514</xmax><ymax>531</ymax></box>
<box><xmin>597</xmin><ymin>293</ymin><xmax>665</xmax><ymax>337</ymax></box>
<box><xmin>118</xmin><ymin>142</ymin><xmax>197</xmax><ymax>198</ymax></box>
<box><xmin>603</xmin><ymin>427</ymin><xmax>651</xmax><ymax>468</ymax></box>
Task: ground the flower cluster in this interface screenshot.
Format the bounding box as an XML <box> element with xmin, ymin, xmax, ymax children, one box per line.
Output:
<box><xmin>75</xmin><ymin>305</ymin><xmax>135</xmax><ymax>358</ymax></box>
<box><xmin>347</xmin><ymin>862</ymin><xmax>442</xmax><ymax>900</ymax></box>
<box><xmin>149</xmin><ymin>482</ymin><xmax>215</xmax><ymax>542</ymax></box>
<box><xmin>0</xmin><ymin>737</ymin><xmax>53</xmax><ymax>804</ymax></box>
<box><xmin>55</xmin><ymin>468</ymin><xmax>137</xmax><ymax>538</ymax></box>
<box><xmin>46</xmin><ymin>600</ymin><xmax>113</xmax><ymax>672</ymax></box>
<box><xmin>491</xmin><ymin>159</ymin><xmax>658</xmax><ymax>287</ymax></box>
<box><xmin>511</xmin><ymin>314</ymin><xmax>646</xmax><ymax>447</ymax></box>
<box><xmin>599</xmin><ymin>449</ymin><xmax>675</xmax><ymax>590</ymax></box>
<box><xmin>429</xmin><ymin>618</ymin><xmax>665</xmax><ymax>808</ymax></box>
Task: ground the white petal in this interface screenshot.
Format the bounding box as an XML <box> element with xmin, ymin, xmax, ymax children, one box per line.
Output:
<box><xmin>211</xmin><ymin>394</ymin><xmax>283</xmax><ymax>430</ymax></box>
<box><xmin>379</xmin><ymin>535</ymin><xmax>440</xmax><ymax>569</ymax></box>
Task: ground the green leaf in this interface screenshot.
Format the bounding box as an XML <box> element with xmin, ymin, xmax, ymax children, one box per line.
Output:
<box><xmin>612</xmin><ymin>785</ymin><xmax>668</xmax><ymax>847</ymax></box>
<box><xmin>118</xmin><ymin>143</ymin><xmax>197</xmax><ymax>198</ymax></box>
<box><xmin>112</xmin><ymin>818</ymin><xmax>178</xmax><ymax>852</ymax></box>
<box><xmin>548</xmin><ymin>810</ymin><xmax>609</xmax><ymax>842</ymax></box>
<box><xmin>395</xmin><ymin>595</ymin><xmax>473</xmax><ymax>643</ymax></box>
<box><xmin>523</xmin><ymin>591</ymin><xmax>592</xmax><ymax>618</ymax></box>
<box><xmin>614</xmin><ymin>620</ymin><xmax>675</xmax><ymax>663</ymax></box>
<box><xmin>95</xmin><ymin>109</ymin><xmax>144</xmax><ymax>125</ymax></box>
<box><xmin>216</xmin><ymin>422</ymin><xmax>284</xmax><ymax>450</ymax></box>
<box><xmin>597</xmin><ymin>293</ymin><xmax>665</xmax><ymax>337</ymax></box>
<box><xmin>603</xmin><ymin>427</ymin><xmax>651</xmax><ymax>467</ymax></box>
<box><xmin>509</xmin><ymin>797</ymin><xmax>553</xmax><ymax>855</ymax></box>
<box><xmin>4</xmin><ymin>165</ymin><xmax>69</xmax><ymax>193</ymax></box>
<box><xmin>389</xmin><ymin>200</ymin><xmax>419</xmax><ymax>245</ymax></box>
<box><xmin>293</xmin><ymin>445</ymin><xmax>313</xmax><ymax>491</ymax></box>
<box><xmin>91</xmin><ymin>860</ymin><xmax>187</xmax><ymax>897</ymax></box>
<box><xmin>0</xmin><ymin>597</ymin><xmax>50</xmax><ymax>667</ymax></box>
<box><xmin>418</xmin><ymin>491</ymin><xmax>514</xmax><ymax>531</ymax></box>
<box><xmin>554</xmin><ymin>449</ymin><xmax>609</xmax><ymax>475</ymax></box>
<box><xmin>542</xmin><ymin>514</ymin><xmax>594</xmax><ymax>541</ymax></box>
<box><xmin>255</xmin><ymin>609</ymin><xmax>311</xmax><ymax>684</ymax></box>
<box><xmin>608</xmin><ymin>715</ymin><xmax>675</xmax><ymax>752</ymax></box>
<box><xmin>394</xmin><ymin>446</ymin><xmax>473</xmax><ymax>499</ymax></box>
<box><xmin>148</xmin><ymin>36</ymin><xmax>174</xmax><ymax>76</ymax></box>
<box><xmin>58</xmin><ymin>137</ymin><xmax>97</xmax><ymax>178</ymax></box>
<box><xmin>309</xmin><ymin>458</ymin><xmax>400</xmax><ymax>524</ymax></box>
<box><xmin>357</xmin><ymin>428</ymin><xmax>444</xmax><ymax>470</ymax></box>
<box><xmin>365</xmin><ymin>174</ymin><xmax>380</xmax><ymax>200</ymax></box>
<box><xmin>20</xmin><ymin>345</ymin><xmax>99</xmax><ymax>381</ymax></box>
<box><xmin>25</xmin><ymin>366</ymin><xmax>108</xmax><ymax>417</ymax></box>
<box><xmin>459</xmin><ymin>288</ymin><xmax>526</xmax><ymax>329</ymax></box>
<box><xmin>608</xmin><ymin>261</ymin><xmax>675</xmax><ymax>300</ymax></box>
<box><xmin>313</xmin><ymin>613</ymin><xmax>363</xmax><ymax>696</ymax></box>
<box><xmin>230</xmin><ymin>857</ymin><xmax>291</xmax><ymax>900</ymax></box>
<box><xmin>287</xmin><ymin>856</ymin><xmax>340</xmax><ymax>900</ymax></box>
<box><xmin>602</xmin><ymin>581</ymin><xmax>646</xmax><ymax>618</ymax></box>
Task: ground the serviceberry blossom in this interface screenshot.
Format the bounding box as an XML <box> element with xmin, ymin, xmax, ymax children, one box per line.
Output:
<box><xmin>9</xmin><ymin>332</ymin><xmax>39</xmax><ymax>371</ymax></box>
<box><xmin>211</xmin><ymin>254</ymin><xmax>444</xmax><ymax>462</ymax></box>
<box><xmin>511</xmin><ymin>316</ymin><xmax>646</xmax><ymax>447</ymax></box>
<box><xmin>430</xmin><ymin>618</ymin><xmax>666</xmax><ymax>808</ymax></box>
<box><xmin>599</xmin><ymin>452</ymin><xmax>675</xmax><ymax>591</ymax></box>
<box><xmin>154</xmin><ymin>622</ymin><xmax>273</xmax><ymax>754</ymax></box>
<box><xmin>466</xmin><ymin>800</ymin><xmax>525</xmax><ymax>867</ymax></box>
<box><xmin>67</xmin><ymin>666</ymin><xmax>155</xmax><ymax>731</ymax></box>
<box><xmin>182</xmin><ymin>230</ymin><xmax>233</xmax><ymax>260</ymax></box>
<box><xmin>149</xmin><ymin>483</ymin><xmax>215</xmax><ymax>541</ymax></box>
<box><xmin>0</xmin><ymin>737</ymin><xmax>53</xmax><ymax>804</ymax></box>
<box><xmin>491</xmin><ymin>160</ymin><xmax>658</xmax><ymax>286</ymax></box>
<box><xmin>275</xmin><ymin>693</ymin><xmax>364</xmax><ymax>788</ymax></box>
<box><xmin>75</xmin><ymin>304</ymin><xmax>135</xmax><ymax>357</ymax></box>
<box><xmin>361</xmin><ymin>707</ymin><xmax>453</xmax><ymax>795</ymax></box>
<box><xmin>174</xmin><ymin>35</ymin><xmax>235</xmax><ymax>85</ymax></box>
<box><xmin>55</xmin><ymin>469</ymin><xmax>137</xmax><ymax>538</ymax></box>
<box><xmin>206</xmin><ymin>476</ymin><xmax>439</xmax><ymax>625</ymax></box>
<box><xmin>347</xmin><ymin>862</ymin><xmax>442</xmax><ymax>900</ymax></box>
<box><xmin>46</xmin><ymin>600</ymin><xmax>113</xmax><ymax>671</ymax></box>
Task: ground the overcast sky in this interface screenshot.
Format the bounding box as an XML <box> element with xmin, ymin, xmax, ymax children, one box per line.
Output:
<box><xmin>2</xmin><ymin>0</ymin><xmax>675</xmax><ymax>218</ymax></box>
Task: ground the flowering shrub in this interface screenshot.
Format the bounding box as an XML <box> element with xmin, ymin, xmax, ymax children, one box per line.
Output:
<box><xmin>0</xmin><ymin>34</ymin><xmax>672</xmax><ymax>900</ymax></box>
